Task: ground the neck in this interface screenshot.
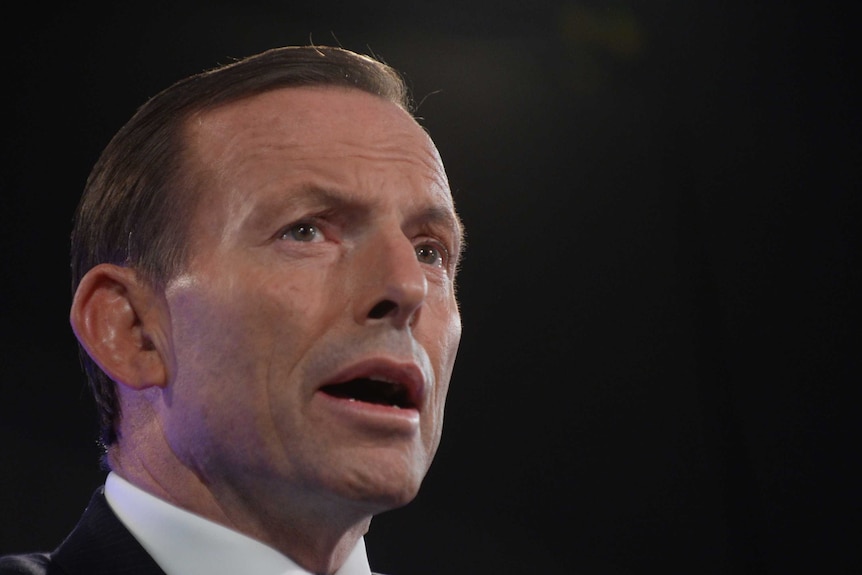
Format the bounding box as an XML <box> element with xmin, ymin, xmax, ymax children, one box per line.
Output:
<box><xmin>108</xmin><ymin>439</ymin><xmax>374</xmax><ymax>574</ymax></box>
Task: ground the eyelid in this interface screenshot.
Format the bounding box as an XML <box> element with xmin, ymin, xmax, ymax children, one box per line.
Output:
<box><xmin>273</xmin><ymin>212</ymin><xmax>335</xmax><ymax>242</ymax></box>
<box><xmin>416</xmin><ymin>235</ymin><xmax>453</xmax><ymax>270</ymax></box>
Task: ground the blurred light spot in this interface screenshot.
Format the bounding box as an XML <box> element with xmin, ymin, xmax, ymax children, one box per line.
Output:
<box><xmin>559</xmin><ymin>2</ymin><xmax>645</xmax><ymax>60</ymax></box>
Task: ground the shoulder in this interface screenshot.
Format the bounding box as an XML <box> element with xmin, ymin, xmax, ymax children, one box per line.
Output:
<box><xmin>0</xmin><ymin>553</ymin><xmax>54</xmax><ymax>575</ymax></box>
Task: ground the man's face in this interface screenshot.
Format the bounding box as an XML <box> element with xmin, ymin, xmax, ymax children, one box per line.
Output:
<box><xmin>157</xmin><ymin>87</ymin><xmax>462</xmax><ymax>516</ymax></box>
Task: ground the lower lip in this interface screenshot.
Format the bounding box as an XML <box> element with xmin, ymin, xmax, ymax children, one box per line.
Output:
<box><xmin>313</xmin><ymin>391</ymin><xmax>421</xmax><ymax>433</ymax></box>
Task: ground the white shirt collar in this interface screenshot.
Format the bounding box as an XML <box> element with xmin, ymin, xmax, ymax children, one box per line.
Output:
<box><xmin>104</xmin><ymin>471</ymin><xmax>372</xmax><ymax>575</ymax></box>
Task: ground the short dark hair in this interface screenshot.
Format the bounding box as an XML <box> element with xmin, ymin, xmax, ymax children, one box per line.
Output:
<box><xmin>70</xmin><ymin>45</ymin><xmax>413</xmax><ymax>448</ymax></box>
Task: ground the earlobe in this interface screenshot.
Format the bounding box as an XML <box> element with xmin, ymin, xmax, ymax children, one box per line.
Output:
<box><xmin>70</xmin><ymin>263</ymin><xmax>169</xmax><ymax>390</ymax></box>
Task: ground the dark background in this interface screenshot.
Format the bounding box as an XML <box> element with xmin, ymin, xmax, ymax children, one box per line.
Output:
<box><xmin>1</xmin><ymin>2</ymin><xmax>858</xmax><ymax>574</ymax></box>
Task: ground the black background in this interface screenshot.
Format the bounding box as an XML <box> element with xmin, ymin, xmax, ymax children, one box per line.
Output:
<box><xmin>1</xmin><ymin>2</ymin><xmax>858</xmax><ymax>574</ymax></box>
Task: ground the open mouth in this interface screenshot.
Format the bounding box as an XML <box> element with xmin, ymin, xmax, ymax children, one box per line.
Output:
<box><xmin>320</xmin><ymin>378</ymin><xmax>415</xmax><ymax>409</ymax></box>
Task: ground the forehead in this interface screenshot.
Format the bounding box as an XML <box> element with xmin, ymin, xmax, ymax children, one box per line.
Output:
<box><xmin>180</xmin><ymin>85</ymin><xmax>459</xmax><ymax>245</ymax></box>
<box><xmin>188</xmin><ymin>86</ymin><xmax>439</xmax><ymax>166</ymax></box>
<box><xmin>185</xmin><ymin>86</ymin><xmax>451</xmax><ymax>197</ymax></box>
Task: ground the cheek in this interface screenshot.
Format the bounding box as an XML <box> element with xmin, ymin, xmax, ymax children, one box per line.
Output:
<box><xmin>169</xmin><ymin>283</ymin><xmax>261</xmax><ymax>376</ymax></box>
<box><xmin>437</xmin><ymin>300</ymin><xmax>463</xmax><ymax>382</ymax></box>
<box><xmin>165</xmin><ymin>275</ymin><xmax>278</xmax><ymax>391</ymax></box>
<box><xmin>425</xmin><ymin>307</ymin><xmax>462</xmax><ymax>442</ymax></box>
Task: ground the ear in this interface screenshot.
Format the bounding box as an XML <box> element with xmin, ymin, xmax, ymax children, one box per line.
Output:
<box><xmin>70</xmin><ymin>263</ymin><xmax>169</xmax><ymax>390</ymax></box>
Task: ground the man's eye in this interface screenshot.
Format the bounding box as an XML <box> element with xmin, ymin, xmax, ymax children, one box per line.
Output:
<box><xmin>416</xmin><ymin>244</ymin><xmax>446</xmax><ymax>267</ymax></box>
<box><xmin>280</xmin><ymin>223</ymin><xmax>321</xmax><ymax>242</ymax></box>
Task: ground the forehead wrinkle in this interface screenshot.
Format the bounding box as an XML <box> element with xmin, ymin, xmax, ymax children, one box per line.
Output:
<box><xmin>219</xmin><ymin>134</ymin><xmax>447</xmax><ymax>197</ymax></box>
<box><xmin>296</xmin><ymin>124</ymin><xmax>444</xmax><ymax>165</ymax></box>
<box><xmin>269</xmin><ymin>137</ymin><xmax>453</xmax><ymax>211</ymax></box>
<box><xmin>346</xmin><ymin>148</ymin><xmax>449</xmax><ymax>192</ymax></box>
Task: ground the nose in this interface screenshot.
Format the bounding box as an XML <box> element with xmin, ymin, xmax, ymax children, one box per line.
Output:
<box><xmin>355</xmin><ymin>228</ymin><xmax>427</xmax><ymax>329</ymax></box>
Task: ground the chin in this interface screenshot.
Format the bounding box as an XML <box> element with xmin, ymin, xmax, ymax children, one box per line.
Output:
<box><xmin>337</xmin><ymin>461</ymin><xmax>426</xmax><ymax>512</ymax></box>
<box><xmin>361</xmin><ymin>485</ymin><xmax>422</xmax><ymax>515</ymax></box>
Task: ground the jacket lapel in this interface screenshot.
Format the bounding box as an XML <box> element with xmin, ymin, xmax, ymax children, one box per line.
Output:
<box><xmin>51</xmin><ymin>487</ymin><xmax>166</xmax><ymax>575</ymax></box>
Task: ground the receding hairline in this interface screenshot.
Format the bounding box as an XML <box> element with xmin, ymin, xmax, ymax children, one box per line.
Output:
<box><xmin>175</xmin><ymin>83</ymin><xmax>460</xmax><ymax>244</ymax></box>
<box><xmin>185</xmin><ymin>83</ymin><xmax>417</xmax><ymax>130</ymax></box>
<box><xmin>163</xmin><ymin>45</ymin><xmax>413</xmax><ymax>118</ymax></box>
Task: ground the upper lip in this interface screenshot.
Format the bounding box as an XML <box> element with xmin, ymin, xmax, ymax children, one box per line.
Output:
<box><xmin>319</xmin><ymin>357</ymin><xmax>427</xmax><ymax>409</ymax></box>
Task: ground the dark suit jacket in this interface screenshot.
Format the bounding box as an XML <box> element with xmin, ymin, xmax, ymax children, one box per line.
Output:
<box><xmin>0</xmin><ymin>487</ymin><xmax>166</xmax><ymax>575</ymax></box>
<box><xmin>0</xmin><ymin>487</ymin><xmax>387</xmax><ymax>575</ymax></box>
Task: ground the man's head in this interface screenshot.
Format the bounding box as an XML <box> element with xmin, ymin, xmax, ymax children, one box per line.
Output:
<box><xmin>68</xmin><ymin>46</ymin><xmax>463</xmax><ymax>540</ymax></box>
<box><xmin>71</xmin><ymin>46</ymin><xmax>418</xmax><ymax>447</ymax></box>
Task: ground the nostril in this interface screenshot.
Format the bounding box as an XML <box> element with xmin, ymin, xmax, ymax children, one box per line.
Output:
<box><xmin>368</xmin><ymin>300</ymin><xmax>397</xmax><ymax>319</ymax></box>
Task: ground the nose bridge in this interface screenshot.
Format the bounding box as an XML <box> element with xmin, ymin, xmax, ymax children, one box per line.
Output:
<box><xmin>356</xmin><ymin>222</ymin><xmax>427</xmax><ymax>327</ymax></box>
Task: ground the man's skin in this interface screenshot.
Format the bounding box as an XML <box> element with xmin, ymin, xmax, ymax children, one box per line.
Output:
<box><xmin>70</xmin><ymin>86</ymin><xmax>464</xmax><ymax>574</ymax></box>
